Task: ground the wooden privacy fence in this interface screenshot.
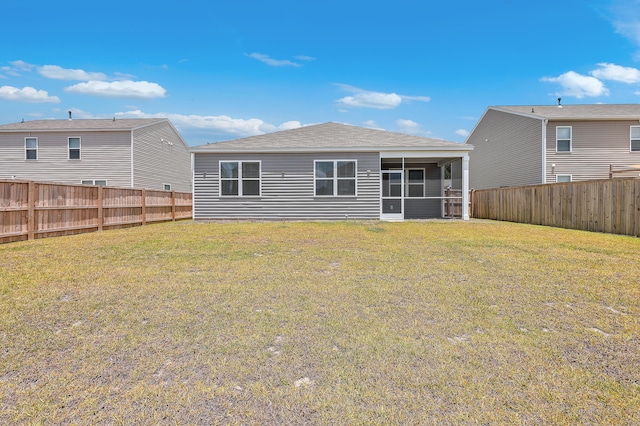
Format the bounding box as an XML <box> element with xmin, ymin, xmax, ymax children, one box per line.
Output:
<box><xmin>472</xmin><ymin>178</ymin><xmax>640</xmax><ymax>237</ymax></box>
<box><xmin>0</xmin><ymin>180</ymin><xmax>192</xmax><ymax>244</ymax></box>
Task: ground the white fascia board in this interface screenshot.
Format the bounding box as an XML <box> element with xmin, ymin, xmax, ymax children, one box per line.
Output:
<box><xmin>190</xmin><ymin>146</ymin><xmax>473</xmax><ymax>155</ymax></box>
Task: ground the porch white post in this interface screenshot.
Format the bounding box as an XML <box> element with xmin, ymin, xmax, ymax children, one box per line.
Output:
<box><xmin>462</xmin><ymin>154</ymin><xmax>470</xmax><ymax>220</ymax></box>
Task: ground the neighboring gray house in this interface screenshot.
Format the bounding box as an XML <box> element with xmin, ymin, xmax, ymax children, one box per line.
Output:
<box><xmin>0</xmin><ymin>117</ymin><xmax>191</xmax><ymax>191</ymax></box>
<box><xmin>466</xmin><ymin>103</ymin><xmax>640</xmax><ymax>189</ymax></box>
<box><xmin>190</xmin><ymin>122</ymin><xmax>473</xmax><ymax>221</ymax></box>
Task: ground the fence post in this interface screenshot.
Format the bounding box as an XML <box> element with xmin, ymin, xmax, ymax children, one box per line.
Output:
<box><xmin>27</xmin><ymin>181</ymin><xmax>35</xmax><ymax>240</ymax></box>
<box><xmin>97</xmin><ymin>186</ymin><xmax>103</xmax><ymax>232</ymax></box>
<box><xmin>171</xmin><ymin>191</ymin><xmax>176</xmax><ymax>221</ymax></box>
<box><xmin>141</xmin><ymin>189</ymin><xmax>146</xmax><ymax>226</ymax></box>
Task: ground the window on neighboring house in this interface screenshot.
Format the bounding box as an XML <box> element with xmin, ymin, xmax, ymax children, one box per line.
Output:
<box><xmin>631</xmin><ymin>126</ymin><xmax>640</xmax><ymax>152</ymax></box>
<box><xmin>556</xmin><ymin>175</ymin><xmax>572</xmax><ymax>183</ymax></box>
<box><xmin>163</xmin><ymin>184</ymin><xmax>172</xmax><ymax>191</ymax></box>
<box><xmin>314</xmin><ymin>160</ymin><xmax>356</xmax><ymax>196</ymax></box>
<box><xmin>220</xmin><ymin>161</ymin><xmax>261</xmax><ymax>196</ymax></box>
<box><xmin>556</xmin><ymin>126</ymin><xmax>572</xmax><ymax>152</ymax></box>
<box><xmin>406</xmin><ymin>169</ymin><xmax>425</xmax><ymax>197</ymax></box>
<box><xmin>25</xmin><ymin>137</ymin><xmax>38</xmax><ymax>160</ymax></box>
<box><xmin>81</xmin><ymin>180</ymin><xmax>107</xmax><ymax>186</ymax></box>
<box><xmin>68</xmin><ymin>137</ymin><xmax>81</xmax><ymax>159</ymax></box>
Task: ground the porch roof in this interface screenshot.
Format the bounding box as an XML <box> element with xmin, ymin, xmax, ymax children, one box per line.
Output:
<box><xmin>190</xmin><ymin>122</ymin><xmax>473</xmax><ymax>154</ymax></box>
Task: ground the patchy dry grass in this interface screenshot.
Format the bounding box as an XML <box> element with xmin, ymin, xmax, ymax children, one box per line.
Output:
<box><xmin>1</xmin><ymin>220</ymin><xmax>639</xmax><ymax>424</ymax></box>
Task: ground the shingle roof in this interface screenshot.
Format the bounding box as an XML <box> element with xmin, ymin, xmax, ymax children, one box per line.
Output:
<box><xmin>493</xmin><ymin>104</ymin><xmax>640</xmax><ymax>120</ymax></box>
<box><xmin>0</xmin><ymin>118</ymin><xmax>167</xmax><ymax>132</ymax></box>
<box><xmin>190</xmin><ymin>122</ymin><xmax>471</xmax><ymax>153</ymax></box>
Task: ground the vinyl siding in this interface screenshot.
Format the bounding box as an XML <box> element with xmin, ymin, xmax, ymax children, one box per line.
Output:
<box><xmin>194</xmin><ymin>152</ymin><xmax>380</xmax><ymax>219</ymax></box>
<box><xmin>0</xmin><ymin>131</ymin><xmax>131</xmax><ymax>186</ymax></box>
<box><xmin>132</xmin><ymin>121</ymin><xmax>192</xmax><ymax>191</ymax></box>
<box><xmin>546</xmin><ymin>120</ymin><xmax>640</xmax><ymax>181</ymax></box>
<box><xmin>467</xmin><ymin>109</ymin><xmax>543</xmax><ymax>189</ymax></box>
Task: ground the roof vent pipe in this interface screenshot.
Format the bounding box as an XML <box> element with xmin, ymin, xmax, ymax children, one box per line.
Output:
<box><xmin>68</xmin><ymin>111</ymin><xmax>72</xmax><ymax>120</ymax></box>
<box><xmin>557</xmin><ymin>98</ymin><xmax>562</xmax><ymax>108</ymax></box>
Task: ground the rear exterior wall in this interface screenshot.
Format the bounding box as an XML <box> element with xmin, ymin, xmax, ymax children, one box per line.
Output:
<box><xmin>0</xmin><ymin>130</ymin><xmax>131</xmax><ymax>186</ymax></box>
<box><xmin>193</xmin><ymin>152</ymin><xmax>380</xmax><ymax>220</ymax></box>
<box><xmin>545</xmin><ymin>120</ymin><xmax>640</xmax><ymax>182</ymax></box>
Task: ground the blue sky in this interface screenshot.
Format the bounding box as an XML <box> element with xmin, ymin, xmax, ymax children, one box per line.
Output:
<box><xmin>1</xmin><ymin>0</ymin><xmax>640</xmax><ymax>145</ymax></box>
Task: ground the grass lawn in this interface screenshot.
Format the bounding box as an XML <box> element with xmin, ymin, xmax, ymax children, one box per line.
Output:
<box><xmin>1</xmin><ymin>220</ymin><xmax>639</xmax><ymax>424</ymax></box>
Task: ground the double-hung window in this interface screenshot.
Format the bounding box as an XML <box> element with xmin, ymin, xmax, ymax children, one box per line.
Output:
<box><xmin>406</xmin><ymin>169</ymin><xmax>425</xmax><ymax>197</ymax></box>
<box><xmin>556</xmin><ymin>126</ymin><xmax>571</xmax><ymax>152</ymax></box>
<box><xmin>68</xmin><ymin>137</ymin><xmax>81</xmax><ymax>159</ymax></box>
<box><xmin>25</xmin><ymin>137</ymin><xmax>38</xmax><ymax>160</ymax></box>
<box><xmin>220</xmin><ymin>161</ymin><xmax>261</xmax><ymax>196</ymax></box>
<box><xmin>631</xmin><ymin>126</ymin><xmax>640</xmax><ymax>152</ymax></box>
<box><xmin>314</xmin><ymin>160</ymin><xmax>356</xmax><ymax>196</ymax></box>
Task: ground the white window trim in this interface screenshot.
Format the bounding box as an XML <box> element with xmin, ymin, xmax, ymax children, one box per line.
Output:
<box><xmin>68</xmin><ymin>136</ymin><xmax>81</xmax><ymax>160</ymax></box>
<box><xmin>25</xmin><ymin>137</ymin><xmax>38</xmax><ymax>160</ymax></box>
<box><xmin>219</xmin><ymin>160</ymin><xmax>262</xmax><ymax>197</ymax></box>
<box><xmin>314</xmin><ymin>160</ymin><xmax>358</xmax><ymax>197</ymax></box>
<box><xmin>405</xmin><ymin>168</ymin><xmax>426</xmax><ymax>198</ymax></box>
<box><xmin>555</xmin><ymin>174</ymin><xmax>572</xmax><ymax>183</ymax></box>
<box><xmin>163</xmin><ymin>184</ymin><xmax>172</xmax><ymax>191</ymax></box>
<box><xmin>556</xmin><ymin>126</ymin><xmax>572</xmax><ymax>153</ymax></box>
<box><xmin>630</xmin><ymin>126</ymin><xmax>640</xmax><ymax>152</ymax></box>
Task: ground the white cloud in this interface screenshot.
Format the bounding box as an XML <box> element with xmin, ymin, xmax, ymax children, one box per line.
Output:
<box><xmin>0</xmin><ymin>85</ymin><xmax>60</xmax><ymax>103</ymax></box>
<box><xmin>38</xmin><ymin>65</ymin><xmax>108</xmax><ymax>81</ymax></box>
<box><xmin>335</xmin><ymin>84</ymin><xmax>430</xmax><ymax>110</ymax></box>
<box><xmin>65</xmin><ymin>80</ymin><xmax>166</xmax><ymax>99</ymax></box>
<box><xmin>400</xmin><ymin>94</ymin><xmax>432</xmax><ymax>103</ymax></box>
<box><xmin>396</xmin><ymin>119</ymin><xmax>431</xmax><ymax>136</ymax></box>
<box><xmin>278</xmin><ymin>121</ymin><xmax>303</xmax><ymax>130</ymax></box>
<box><xmin>541</xmin><ymin>71</ymin><xmax>609</xmax><ymax>98</ymax></box>
<box><xmin>590</xmin><ymin>62</ymin><xmax>640</xmax><ymax>83</ymax></box>
<box><xmin>455</xmin><ymin>129</ymin><xmax>470</xmax><ymax>137</ymax></box>
<box><xmin>609</xmin><ymin>1</ymin><xmax>640</xmax><ymax>47</ymax></box>
<box><xmin>246</xmin><ymin>52</ymin><xmax>302</xmax><ymax>67</ymax></box>
<box><xmin>115</xmin><ymin>110</ymin><xmax>302</xmax><ymax>137</ymax></box>
<box><xmin>294</xmin><ymin>55</ymin><xmax>316</xmax><ymax>61</ymax></box>
<box><xmin>10</xmin><ymin>60</ymin><xmax>35</xmax><ymax>71</ymax></box>
<box><xmin>338</xmin><ymin>92</ymin><xmax>402</xmax><ymax>109</ymax></box>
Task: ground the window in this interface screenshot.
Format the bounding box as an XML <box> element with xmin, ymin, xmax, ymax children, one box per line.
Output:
<box><xmin>556</xmin><ymin>126</ymin><xmax>571</xmax><ymax>152</ymax></box>
<box><xmin>556</xmin><ymin>175</ymin><xmax>572</xmax><ymax>183</ymax></box>
<box><xmin>314</xmin><ymin>160</ymin><xmax>356</xmax><ymax>196</ymax></box>
<box><xmin>68</xmin><ymin>137</ymin><xmax>81</xmax><ymax>159</ymax></box>
<box><xmin>81</xmin><ymin>180</ymin><xmax>107</xmax><ymax>186</ymax></box>
<box><xmin>220</xmin><ymin>161</ymin><xmax>260</xmax><ymax>196</ymax></box>
<box><xmin>25</xmin><ymin>137</ymin><xmax>37</xmax><ymax>160</ymax></box>
<box><xmin>631</xmin><ymin>126</ymin><xmax>640</xmax><ymax>152</ymax></box>
<box><xmin>406</xmin><ymin>169</ymin><xmax>425</xmax><ymax>197</ymax></box>
<box><xmin>163</xmin><ymin>184</ymin><xmax>172</xmax><ymax>191</ymax></box>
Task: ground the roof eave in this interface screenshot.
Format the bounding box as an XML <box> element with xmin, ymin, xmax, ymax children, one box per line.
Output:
<box><xmin>190</xmin><ymin>145</ymin><xmax>473</xmax><ymax>154</ymax></box>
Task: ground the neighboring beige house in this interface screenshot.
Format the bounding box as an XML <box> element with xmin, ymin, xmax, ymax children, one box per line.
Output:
<box><xmin>465</xmin><ymin>103</ymin><xmax>640</xmax><ymax>189</ymax></box>
<box><xmin>0</xmin><ymin>117</ymin><xmax>191</xmax><ymax>191</ymax></box>
<box><xmin>191</xmin><ymin>122</ymin><xmax>473</xmax><ymax>221</ymax></box>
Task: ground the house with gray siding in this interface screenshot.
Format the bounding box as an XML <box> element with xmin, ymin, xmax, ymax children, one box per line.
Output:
<box><xmin>0</xmin><ymin>117</ymin><xmax>191</xmax><ymax>191</ymax></box>
<box><xmin>190</xmin><ymin>122</ymin><xmax>473</xmax><ymax>221</ymax></box>
<box><xmin>466</xmin><ymin>103</ymin><xmax>640</xmax><ymax>189</ymax></box>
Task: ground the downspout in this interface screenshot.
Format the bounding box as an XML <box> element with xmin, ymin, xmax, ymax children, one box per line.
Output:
<box><xmin>542</xmin><ymin>119</ymin><xmax>548</xmax><ymax>184</ymax></box>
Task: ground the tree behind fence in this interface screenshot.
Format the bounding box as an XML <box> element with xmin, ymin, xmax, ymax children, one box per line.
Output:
<box><xmin>472</xmin><ymin>178</ymin><xmax>640</xmax><ymax>237</ymax></box>
<box><xmin>0</xmin><ymin>180</ymin><xmax>192</xmax><ymax>244</ymax></box>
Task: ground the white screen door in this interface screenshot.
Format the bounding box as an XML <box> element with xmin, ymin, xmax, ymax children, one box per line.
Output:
<box><xmin>381</xmin><ymin>170</ymin><xmax>404</xmax><ymax>220</ymax></box>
